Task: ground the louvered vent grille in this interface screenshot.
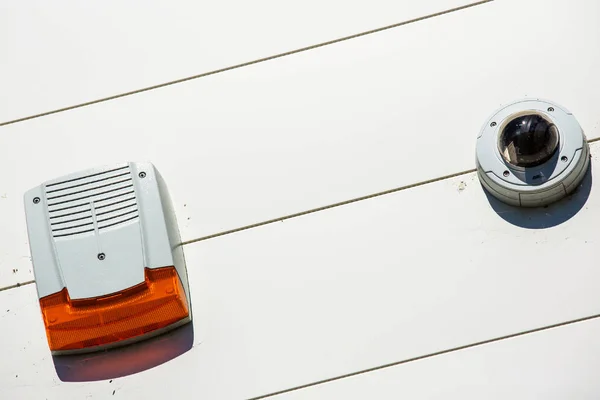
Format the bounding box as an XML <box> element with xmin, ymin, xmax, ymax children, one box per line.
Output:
<box><xmin>45</xmin><ymin>165</ymin><xmax>139</xmax><ymax>238</ymax></box>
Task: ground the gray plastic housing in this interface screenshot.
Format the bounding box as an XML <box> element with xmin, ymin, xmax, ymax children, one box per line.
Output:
<box><xmin>23</xmin><ymin>161</ymin><xmax>191</xmax><ymax>317</ymax></box>
<box><xmin>476</xmin><ymin>99</ymin><xmax>590</xmax><ymax>207</ymax></box>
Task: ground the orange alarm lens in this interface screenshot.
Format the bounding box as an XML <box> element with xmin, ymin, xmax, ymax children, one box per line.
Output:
<box><xmin>39</xmin><ymin>266</ymin><xmax>189</xmax><ymax>353</ymax></box>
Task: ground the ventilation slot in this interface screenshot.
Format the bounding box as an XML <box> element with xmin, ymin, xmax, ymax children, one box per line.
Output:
<box><xmin>96</xmin><ymin>199</ymin><xmax>139</xmax><ymax>231</ymax></box>
<box><xmin>46</xmin><ymin>165</ymin><xmax>139</xmax><ymax>238</ymax></box>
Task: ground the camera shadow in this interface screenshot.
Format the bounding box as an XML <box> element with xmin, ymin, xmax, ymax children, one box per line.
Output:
<box><xmin>484</xmin><ymin>162</ymin><xmax>593</xmax><ymax>229</ymax></box>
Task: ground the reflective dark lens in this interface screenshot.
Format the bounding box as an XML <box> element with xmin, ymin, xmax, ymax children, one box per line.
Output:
<box><xmin>499</xmin><ymin>114</ymin><xmax>559</xmax><ymax>167</ymax></box>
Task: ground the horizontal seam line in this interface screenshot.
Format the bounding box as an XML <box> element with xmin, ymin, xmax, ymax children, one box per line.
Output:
<box><xmin>0</xmin><ymin>280</ymin><xmax>35</xmax><ymax>293</ymax></box>
<box><xmin>1</xmin><ymin>135</ymin><xmax>597</xmax><ymax>292</ymax></box>
<box><xmin>179</xmin><ymin>168</ymin><xmax>476</xmax><ymax>246</ymax></box>
<box><xmin>180</xmin><ymin>136</ymin><xmax>600</xmax><ymax>246</ymax></box>
<box><xmin>3</xmin><ymin>279</ymin><xmax>599</xmax><ymax>398</ymax></box>
<box><xmin>0</xmin><ymin>0</ymin><xmax>493</xmax><ymax>127</ymax></box>
<box><xmin>0</xmin><ymin>167</ymin><xmax>474</xmax><ymax>292</ymax></box>
<box><xmin>247</xmin><ymin>312</ymin><xmax>600</xmax><ymax>399</ymax></box>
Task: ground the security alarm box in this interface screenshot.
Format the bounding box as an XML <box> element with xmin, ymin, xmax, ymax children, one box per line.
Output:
<box><xmin>24</xmin><ymin>162</ymin><xmax>191</xmax><ymax>355</ymax></box>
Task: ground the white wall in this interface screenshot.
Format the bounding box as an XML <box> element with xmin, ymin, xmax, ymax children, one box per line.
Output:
<box><xmin>2</xmin><ymin>0</ymin><xmax>600</xmax><ymax>399</ymax></box>
<box><xmin>0</xmin><ymin>0</ymin><xmax>472</xmax><ymax>122</ymax></box>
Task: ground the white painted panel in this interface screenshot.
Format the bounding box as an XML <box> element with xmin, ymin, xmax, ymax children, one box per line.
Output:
<box><xmin>2</xmin><ymin>141</ymin><xmax>600</xmax><ymax>399</ymax></box>
<box><xmin>1</xmin><ymin>0</ymin><xmax>599</xmax><ymax>289</ymax></box>
<box><xmin>277</xmin><ymin>318</ymin><xmax>600</xmax><ymax>399</ymax></box>
<box><xmin>0</xmin><ymin>0</ymin><xmax>474</xmax><ymax>122</ymax></box>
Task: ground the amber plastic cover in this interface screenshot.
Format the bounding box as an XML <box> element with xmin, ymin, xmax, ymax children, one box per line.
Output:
<box><xmin>39</xmin><ymin>266</ymin><xmax>189</xmax><ymax>352</ymax></box>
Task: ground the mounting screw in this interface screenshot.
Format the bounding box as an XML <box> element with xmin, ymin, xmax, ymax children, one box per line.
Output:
<box><xmin>561</xmin><ymin>155</ymin><xmax>568</xmax><ymax>162</ymax></box>
<box><xmin>547</xmin><ymin>107</ymin><xmax>555</xmax><ymax>112</ymax></box>
<box><xmin>33</xmin><ymin>197</ymin><xmax>40</xmax><ymax>204</ymax></box>
<box><xmin>490</xmin><ymin>122</ymin><xmax>497</xmax><ymax>127</ymax></box>
<box><xmin>503</xmin><ymin>170</ymin><xmax>510</xmax><ymax>177</ymax></box>
<box><xmin>138</xmin><ymin>171</ymin><xmax>146</xmax><ymax>178</ymax></box>
<box><xmin>97</xmin><ymin>253</ymin><xmax>106</xmax><ymax>261</ymax></box>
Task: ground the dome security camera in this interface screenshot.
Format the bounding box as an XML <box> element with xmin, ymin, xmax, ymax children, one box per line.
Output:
<box><xmin>476</xmin><ymin>99</ymin><xmax>589</xmax><ymax>207</ymax></box>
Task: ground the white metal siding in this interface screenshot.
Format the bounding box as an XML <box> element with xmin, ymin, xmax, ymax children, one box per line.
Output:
<box><xmin>1</xmin><ymin>0</ymin><xmax>600</xmax><ymax>398</ymax></box>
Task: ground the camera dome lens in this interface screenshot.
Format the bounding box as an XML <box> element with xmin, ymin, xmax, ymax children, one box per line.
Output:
<box><xmin>498</xmin><ymin>114</ymin><xmax>559</xmax><ymax>168</ymax></box>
